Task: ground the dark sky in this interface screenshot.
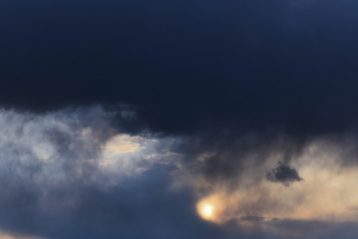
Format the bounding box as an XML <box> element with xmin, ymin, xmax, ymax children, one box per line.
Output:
<box><xmin>1</xmin><ymin>0</ymin><xmax>358</xmax><ymax>238</ymax></box>
<box><xmin>2</xmin><ymin>0</ymin><xmax>358</xmax><ymax>134</ymax></box>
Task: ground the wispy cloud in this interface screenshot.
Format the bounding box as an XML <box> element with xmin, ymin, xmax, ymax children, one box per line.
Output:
<box><xmin>0</xmin><ymin>106</ymin><xmax>181</xmax><ymax>238</ymax></box>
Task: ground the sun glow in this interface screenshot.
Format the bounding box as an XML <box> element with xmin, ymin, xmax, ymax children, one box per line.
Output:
<box><xmin>203</xmin><ymin>203</ymin><xmax>215</xmax><ymax>217</ymax></box>
<box><xmin>196</xmin><ymin>196</ymin><xmax>224</xmax><ymax>223</ymax></box>
<box><xmin>198</xmin><ymin>202</ymin><xmax>216</xmax><ymax>221</ymax></box>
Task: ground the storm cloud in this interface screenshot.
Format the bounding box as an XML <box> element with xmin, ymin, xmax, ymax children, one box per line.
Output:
<box><xmin>2</xmin><ymin>0</ymin><xmax>358</xmax><ymax>238</ymax></box>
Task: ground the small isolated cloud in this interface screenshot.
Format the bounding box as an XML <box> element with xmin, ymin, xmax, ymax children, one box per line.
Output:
<box><xmin>266</xmin><ymin>161</ymin><xmax>302</xmax><ymax>186</ymax></box>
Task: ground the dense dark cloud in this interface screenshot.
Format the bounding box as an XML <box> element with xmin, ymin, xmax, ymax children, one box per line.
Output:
<box><xmin>1</xmin><ymin>0</ymin><xmax>358</xmax><ymax>135</ymax></box>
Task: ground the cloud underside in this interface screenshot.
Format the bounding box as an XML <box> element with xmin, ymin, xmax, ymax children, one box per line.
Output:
<box><xmin>1</xmin><ymin>106</ymin><xmax>358</xmax><ymax>238</ymax></box>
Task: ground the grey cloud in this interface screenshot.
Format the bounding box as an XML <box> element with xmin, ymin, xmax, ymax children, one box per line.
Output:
<box><xmin>177</xmin><ymin>133</ymin><xmax>306</xmax><ymax>187</ymax></box>
<box><xmin>0</xmin><ymin>106</ymin><xmax>184</xmax><ymax>238</ymax></box>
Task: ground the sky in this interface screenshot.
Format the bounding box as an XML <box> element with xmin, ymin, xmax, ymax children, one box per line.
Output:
<box><xmin>1</xmin><ymin>0</ymin><xmax>358</xmax><ymax>238</ymax></box>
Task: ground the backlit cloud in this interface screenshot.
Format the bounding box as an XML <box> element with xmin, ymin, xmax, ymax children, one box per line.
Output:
<box><xmin>177</xmin><ymin>136</ymin><xmax>358</xmax><ymax>226</ymax></box>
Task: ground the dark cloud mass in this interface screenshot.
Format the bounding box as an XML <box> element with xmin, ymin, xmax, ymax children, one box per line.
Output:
<box><xmin>1</xmin><ymin>0</ymin><xmax>358</xmax><ymax>238</ymax></box>
<box><xmin>1</xmin><ymin>0</ymin><xmax>358</xmax><ymax>135</ymax></box>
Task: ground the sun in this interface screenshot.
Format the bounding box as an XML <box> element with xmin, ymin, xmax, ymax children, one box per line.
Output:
<box><xmin>197</xmin><ymin>201</ymin><xmax>217</xmax><ymax>222</ymax></box>
<box><xmin>203</xmin><ymin>203</ymin><xmax>215</xmax><ymax>217</ymax></box>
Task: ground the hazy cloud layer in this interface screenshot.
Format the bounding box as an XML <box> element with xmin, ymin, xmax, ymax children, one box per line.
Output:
<box><xmin>0</xmin><ymin>106</ymin><xmax>183</xmax><ymax>238</ymax></box>
<box><xmin>1</xmin><ymin>107</ymin><xmax>358</xmax><ymax>238</ymax></box>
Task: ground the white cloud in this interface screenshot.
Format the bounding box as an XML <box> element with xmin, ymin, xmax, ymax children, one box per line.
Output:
<box><xmin>0</xmin><ymin>106</ymin><xmax>179</xmax><ymax>190</ymax></box>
